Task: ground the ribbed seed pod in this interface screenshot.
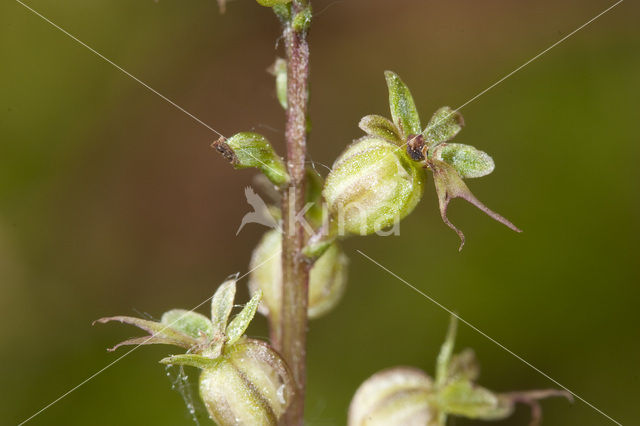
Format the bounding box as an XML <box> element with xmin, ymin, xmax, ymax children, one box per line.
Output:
<box><xmin>248</xmin><ymin>230</ymin><xmax>348</xmax><ymax>320</ymax></box>
<box><xmin>348</xmin><ymin>367</ymin><xmax>436</xmax><ymax>426</ymax></box>
<box><xmin>199</xmin><ymin>339</ymin><xmax>293</xmax><ymax>426</ymax></box>
<box><xmin>323</xmin><ymin>136</ymin><xmax>426</xmax><ymax>235</ymax></box>
<box><xmin>99</xmin><ymin>280</ymin><xmax>294</xmax><ymax>426</ymax></box>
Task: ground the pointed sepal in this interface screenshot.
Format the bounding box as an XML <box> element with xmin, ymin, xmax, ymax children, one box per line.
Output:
<box><xmin>211</xmin><ymin>279</ymin><xmax>237</xmax><ymax>337</ymax></box>
<box><xmin>494</xmin><ymin>390</ymin><xmax>573</xmax><ymax>426</ymax></box>
<box><xmin>384</xmin><ymin>71</ymin><xmax>422</xmax><ymax>137</ymax></box>
<box><xmin>160</xmin><ymin>353</ymin><xmax>221</xmax><ymax>370</ymax></box>
<box><xmin>429</xmin><ymin>160</ymin><xmax>521</xmax><ymax>250</ymax></box>
<box><xmin>358</xmin><ymin>114</ymin><xmax>403</xmax><ymax>145</ymax></box>
<box><xmin>424</xmin><ymin>107</ymin><xmax>464</xmax><ymax>146</ymax></box>
<box><xmin>226</xmin><ymin>289</ymin><xmax>263</xmax><ymax>345</ymax></box>
<box><xmin>435</xmin><ymin>315</ymin><xmax>458</xmax><ymax>388</ymax></box>
<box><xmin>161</xmin><ymin>309</ymin><xmax>214</xmax><ymax>340</ymax></box>
<box><xmin>94</xmin><ymin>316</ymin><xmax>198</xmax><ymax>351</ymax></box>
<box><xmin>437</xmin><ymin>379</ymin><xmax>509</xmax><ymax>420</ymax></box>
<box><xmin>435</xmin><ymin>143</ymin><xmax>495</xmax><ymax>179</ymax></box>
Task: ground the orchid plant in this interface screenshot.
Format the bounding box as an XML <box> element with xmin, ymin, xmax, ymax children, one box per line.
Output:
<box><xmin>100</xmin><ymin>1</ymin><xmax>569</xmax><ymax>425</ymax></box>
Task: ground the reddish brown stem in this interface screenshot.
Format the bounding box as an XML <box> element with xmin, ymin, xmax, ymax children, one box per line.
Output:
<box><xmin>279</xmin><ymin>2</ymin><xmax>311</xmax><ymax>425</ymax></box>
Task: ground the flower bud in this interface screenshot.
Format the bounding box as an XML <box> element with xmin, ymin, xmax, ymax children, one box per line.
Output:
<box><xmin>323</xmin><ymin>136</ymin><xmax>426</xmax><ymax>235</ymax></box>
<box><xmin>348</xmin><ymin>367</ymin><xmax>436</xmax><ymax>426</ymax></box>
<box><xmin>248</xmin><ymin>230</ymin><xmax>348</xmax><ymax>320</ymax></box>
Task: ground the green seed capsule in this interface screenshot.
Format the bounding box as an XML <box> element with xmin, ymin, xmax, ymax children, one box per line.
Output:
<box><xmin>198</xmin><ymin>339</ymin><xmax>293</xmax><ymax>426</ymax></box>
<box><xmin>248</xmin><ymin>230</ymin><xmax>348</xmax><ymax>320</ymax></box>
<box><xmin>349</xmin><ymin>367</ymin><xmax>436</xmax><ymax>426</ymax></box>
<box><xmin>99</xmin><ymin>280</ymin><xmax>293</xmax><ymax>426</ymax></box>
<box><xmin>323</xmin><ymin>136</ymin><xmax>426</xmax><ymax>235</ymax></box>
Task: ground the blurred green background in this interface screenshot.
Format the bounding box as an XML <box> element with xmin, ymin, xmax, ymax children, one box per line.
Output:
<box><xmin>1</xmin><ymin>0</ymin><xmax>638</xmax><ymax>425</ymax></box>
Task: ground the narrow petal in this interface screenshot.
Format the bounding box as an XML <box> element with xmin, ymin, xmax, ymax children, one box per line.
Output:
<box><xmin>430</xmin><ymin>160</ymin><xmax>521</xmax><ymax>250</ymax></box>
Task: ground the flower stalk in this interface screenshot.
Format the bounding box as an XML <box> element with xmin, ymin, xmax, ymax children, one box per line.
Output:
<box><xmin>279</xmin><ymin>1</ymin><xmax>311</xmax><ymax>424</ymax></box>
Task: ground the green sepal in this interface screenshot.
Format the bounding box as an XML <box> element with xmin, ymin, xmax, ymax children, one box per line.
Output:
<box><xmin>429</xmin><ymin>160</ymin><xmax>521</xmax><ymax>250</ymax></box>
<box><xmin>384</xmin><ymin>71</ymin><xmax>422</xmax><ymax>137</ymax></box>
<box><xmin>424</xmin><ymin>107</ymin><xmax>464</xmax><ymax>146</ymax></box>
<box><xmin>358</xmin><ymin>114</ymin><xmax>403</xmax><ymax>145</ymax></box>
<box><xmin>437</xmin><ymin>379</ymin><xmax>506</xmax><ymax>420</ymax></box>
<box><xmin>226</xmin><ymin>290</ymin><xmax>263</xmax><ymax>345</ymax></box>
<box><xmin>269</xmin><ymin>58</ymin><xmax>288</xmax><ymax>109</ymax></box>
<box><xmin>94</xmin><ymin>316</ymin><xmax>198</xmax><ymax>351</ymax></box>
<box><xmin>256</xmin><ymin>0</ymin><xmax>292</xmax><ymax>7</ymax></box>
<box><xmin>159</xmin><ymin>353</ymin><xmax>222</xmax><ymax>370</ymax></box>
<box><xmin>435</xmin><ymin>143</ymin><xmax>494</xmax><ymax>179</ymax></box>
<box><xmin>211</xmin><ymin>280</ymin><xmax>237</xmax><ymax>337</ymax></box>
<box><xmin>213</xmin><ymin>133</ymin><xmax>289</xmax><ymax>187</ymax></box>
<box><xmin>161</xmin><ymin>309</ymin><xmax>214</xmax><ymax>340</ymax></box>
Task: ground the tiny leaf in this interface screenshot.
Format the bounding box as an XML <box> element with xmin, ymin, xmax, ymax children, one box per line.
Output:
<box><xmin>384</xmin><ymin>71</ymin><xmax>422</xmax><ymax>137</ymax></box>
<box><xmin>424</xmin><ymin>107</ymin><xmax>464</xmax><ymax>146</ymax></box>
<box><xmin>161</xmin><ymin>309</ymin><xmax>214</xmax><ymax>340</ymax></box>
<box><xmin>211</xmin><ymin>280</ymin><xmax>237</xmax><ymax>336</ymax></box>
<box><xmin>213</xmin><ymin>133</ymin><xmax>289</xmax><ymax>187</ymax></box>
<box><xmin>358</xmin><ymin>115</ymin><xmax>402</xmax><ymax>144</ymax></box>
<box><xmin>436</xmin><ymin>143</ymin><xmax>494</xmax><ymax>179</ymax></box>
<box><xmin>430</xmin><ymin>160</ymin><xmax>521</xmax><ymax>250</ymax></box>
<box><xmin>226</xmin><ymin>290</ymin><xmax>263</xmax><ymax>345</ymax></box>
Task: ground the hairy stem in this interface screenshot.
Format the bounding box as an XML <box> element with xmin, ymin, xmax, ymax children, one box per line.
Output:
<box><xmin>279</xmin><ymin>1</ymin><xmax>310</xmax><ymax>424</ymax></box>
